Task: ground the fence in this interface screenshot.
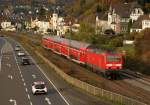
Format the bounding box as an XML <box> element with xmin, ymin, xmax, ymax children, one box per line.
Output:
<box><xmin>36</xmin><ymin>51</ymin><xmax>147</xmax><ymax>105</ymax></box>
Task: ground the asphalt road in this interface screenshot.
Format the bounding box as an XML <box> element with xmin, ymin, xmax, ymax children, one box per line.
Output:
<box><xmin>0</xmin><ymin>36</ymin><xmax>112</xmax><ymax>105</ymax></box>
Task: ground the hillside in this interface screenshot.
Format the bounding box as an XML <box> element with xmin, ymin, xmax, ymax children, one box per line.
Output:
<box><xmin>63</xmin><ymin>0</ymin><xmax>127</xmax><ymax>22</ymax></box>
<box><xmin>63</xmin><ymin>0</ymin><xmax>150</xmax><ymax>22</ymax></box>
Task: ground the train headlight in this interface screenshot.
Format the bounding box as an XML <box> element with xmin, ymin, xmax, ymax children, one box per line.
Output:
<box><xmin>115</xmin><ymin>64</ymin><xmax>122</xmax><ymax>66</ymax></box>
<box><xmin>106</xmin><ymin>64</ymin><xmax>113</xmax><ymax>66</ymax></box>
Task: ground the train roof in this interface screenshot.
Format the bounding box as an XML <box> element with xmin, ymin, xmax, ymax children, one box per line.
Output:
<box><xmin>43</xmin><ymin>35</ymin><xmax>122</xmax><ymax>55</ymax></box>
<box><xmin>43</xmin><ymin>35</ymin><xmax>91</xmax><ymax>50</ymax></box>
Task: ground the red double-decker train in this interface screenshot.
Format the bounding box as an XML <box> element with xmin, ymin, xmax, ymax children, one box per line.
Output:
<box><xmin>42</xmin><ymin>35</ymin><xmax>124</xmax><ymax>79</ymax></box>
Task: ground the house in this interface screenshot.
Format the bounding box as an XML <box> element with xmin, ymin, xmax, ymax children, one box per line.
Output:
<box><xmin>131</xmin><ymin>14</ymin><xmax>150</xmax><ymax>32</ymax></box>
<box><xmin>1</xmin><ymin>21</ymin><xmax>16</xmax><ymax>31</ymax></box>
<box><xmin>64</xmin><ymin>16</ymin><xmax>79</xmax><ymax>33</ymax></box>
<box><xmin>1</xmin><ymin>21</ymin><xmax>12</xmax><ymax>29</ymax></box>
<box><xmin>31</xmin><ymin>16</ymin><xmax>50</xmax><ymax>34</ymax></box>
<box><xmin>50</xmin><ymin>13</ymin><xmax>66</xmax><ymax>36</ymax></box>
<box><xmin>96</xmin><ymin>2</ymin><xmax>144</xmax><ymax>34</ymax></box>
<box><xmin>96</xmin><ymin>12</ymin><xmax>110</xmax><ymax>34</ymax></box>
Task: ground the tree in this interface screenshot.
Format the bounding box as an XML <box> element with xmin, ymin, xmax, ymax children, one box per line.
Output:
<box><xmin>108</xmin><ymin>36</ymin><xmax>123</xmax><ymax>48</ymax></box>
<box><xmin>96</xmin><ymin>4</ymin><xmax>102</xmax><ymax>13</ymax></box>
<box><xmin>134</xmin><ymin>28</ymin><xmax>150</xmax><ymax>63</ymax></box>
<box><xmin>80</xmin><ymin>0</ymin><xmax>86</xmax><ymax>8</ymax></box>
<box><xmin>128</xmin><ymin>19</ymin><xmax>132</xmax><ymax>33</ymax></box>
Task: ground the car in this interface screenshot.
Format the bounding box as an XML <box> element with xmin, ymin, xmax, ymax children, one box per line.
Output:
<box><xmin>16</xmin><ymin>45</ymin><xmax>20</xmax><ymax>47</ymax></box>
<box><xmin>32</xmin><ymin>81</ymin><xmax>47</xmax><ymax>95</ymax></box>
<box><xmin>15</xmin><ymin>46</ymin><xmax>21</xmax><ymax>51</ymax></box>
<box><xmin>21</xmin><ymin>57</ymin><xmax>30</xmax><ymax>65</ymax></box>
<box><xmin>0</xmin><ymin>35</ymin><xmax>4</xmax><ymax>37</ymax></box>
<box><xmin>17</xmin><ymin>51</ymin><xmax>25</xmax><ymax>56</ymax></box>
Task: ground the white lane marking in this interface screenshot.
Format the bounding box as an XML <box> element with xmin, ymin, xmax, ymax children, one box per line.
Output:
<box><xmin>45</xmin><ymin>97</ymin><xmax>52</xmax><ymax>105</ymax></box>
<box><xmin>22</xmin><ymin>78</ymin><xmax>24</xmax><ymax>82</ymax></box>
<box><xmin>0</xmin><ymin>43</ymin><xmax>4</xmax><ymax>72</ymax></box>
<box><xmin>30</xmin><ymin>102</ymin><xmax>33</xmax><ymax>105</ymax></box>
<box><xmin>8</xmin><ymin>75</ymin><xmax>13</xmax><ymax>80</ymax></box>
<box><xmin>25</xmin><ymin>88</ymin><xmax>28</xmax><ymax>92</ymax></box>
<box><xmin>33</xmin><ymin>58</ymin><xmax>71</xmax><ymax>105</ymax></box>
<box><xmin>24</xmin><ymin>83</ymin><xmax>26</xmax><ymax>86</ymax></box>
<box><xmin>4</xmin><ymin>38</ymin><xmax>33</xmax><ymax>105</ymax></box>
<box><xmin>6</xmin><ymin>64</ymin><xmax>11</xmax><ymax>67</ymax></box>
<box><xmin>27</xmin><ymin>94</ymin><xmax>31</xmax><ymax>100</ymax></box>
<box><xmin>17</xmin><ymin>40</ymin><xmax>71</xmax><ymax>105</ymax></box>
<box><xmin>19</xmin><ymin>70</ymin><xmax>22</xmax><ymax>74</ymax></box>
<box><xmin>20</xmin><ymin>74</ymin><xmax>23</xmax><ymax>78</ymax></box>
<box><xmin>32</xmin><ymin>74</ymin><xmax>36</xmax><ymax>79</ymax></box>
<box><xmin>9</xmin><ymin>99</ymin><xmax>17</xmax><ymax>105</ymax></box>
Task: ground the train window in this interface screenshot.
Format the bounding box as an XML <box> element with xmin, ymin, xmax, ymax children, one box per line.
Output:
<box><xmin>80</xmin><ymin>52</ymin><xmax>85</xmax><ymax>56</ymax></box>
<box><xmin>107</xmin><ymin>56</ymin><xmax>121</xmax><ymax>62</ymax></box>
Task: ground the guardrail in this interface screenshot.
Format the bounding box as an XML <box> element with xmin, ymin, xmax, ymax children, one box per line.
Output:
<box><xmin>35</xmin><ymin>51</ymin><xmax>147</xmax><ymax>105</ymax></box>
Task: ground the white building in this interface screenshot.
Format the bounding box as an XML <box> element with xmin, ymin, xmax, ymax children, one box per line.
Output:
<box><xmin>131</xmin><ymin>14</ymin><xmax>150</xmax><ymax>32</ymax></box>
<box><xmin>1</xmin><ymin>21</ymin><xmax>16</xmax><ymax>31</ymax></box>
<box><xmin>1</xmin><ymin>21</ymin><xmax>12</xmax><ymax>29</ymax></box>
<box><xmin>130</xmin><ymin>7</ymin><xmax>144</xmax><ymax>22</ymax></box>
<box><xmin>51</xmin><ymin>13</ymin><xmax>58</xmax><ymax>31</ymax></box>
<box><xmin>96</xmin><ymin>2</ymin><xmax>144</xmax><ymax>34</ymax></box>
<box><xmin>96</xmin><ymin>13</ymin><xmax>110</xmax><ymax>34</ymax></box>
<box><xmin>31</xmin><ymin>17</ymin><xmax>50</xmax><ymax>33</ymax></box>
<box><xmin>50</xmin><ymin>13</ymin><xmax>65</xmax><ymax>36</ymax></box>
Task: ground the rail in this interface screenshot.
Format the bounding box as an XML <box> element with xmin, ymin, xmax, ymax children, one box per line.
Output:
<box><xmin>35</xmin><ymin>51</ymin><xmax>147</xmax><ymax>105</ymax></box>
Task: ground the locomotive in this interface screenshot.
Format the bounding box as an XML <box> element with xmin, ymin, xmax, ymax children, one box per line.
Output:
<box><xmin>42</xmin><ymin>35</ymin><xmax>124</xmax><ymax>79</ymax></box>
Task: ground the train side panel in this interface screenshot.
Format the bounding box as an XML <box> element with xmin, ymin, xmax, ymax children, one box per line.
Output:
<box><xmin>60</xmin><ymin>45</ymin><xmax>69</xmax><ymax>57</ymax></box>
<box><xmin>69</xmin><ymin>48</ymin><xmax>80</xmax><ymax>60</ymax></box>
<box><xmin>86</xmin><ymin>51</ymin><xmax>106</xmax><ymax>72</ymax></box>
<box><xmin>79</xmin><ymin>50</ymin><xmax>87</xmax><ymax>64</ymax></box>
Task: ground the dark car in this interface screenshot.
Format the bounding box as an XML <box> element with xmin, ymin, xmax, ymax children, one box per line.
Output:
<box><xmin>21</xmin><ymin>57</ymin><xmax>30</xmax><ymax>65</ymax></box>
<box><xmin>0</xmin><ymin>35</ymin><xmax>4</xmax><ymax>37</ymax></box>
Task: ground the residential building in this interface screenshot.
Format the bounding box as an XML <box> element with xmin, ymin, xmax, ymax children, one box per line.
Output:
<box><xmin>96</xmin><ymin>12</ymin><xmax>110</xmax><ymax>34</ymax></box>
<box><xmin>96</xmin><ymin>2</ymin><xmax>144</xmax><ymax>34</ymax></box>
<box><xmin>31</xmin><ymin>17</ymin><xmax>50</xmax><ymax>33</ymax></box>
<box><xmin>50</xmin><ymin>13</ymin><xmax>66</xmax><ymax>36</ymax></box>
<box><xmin>131</xmin><ymin>14</ymin><xmax>150</xmax><ymax>32</ymax></box>
<box><xmin>1</xmin><ymin>21</ymin><xmax>11</xmax><ymax>29</ymax></box>
<box><xmin>1</xmin><ymin>21</ymin><xmax>16</xmax><ymax>31</ymax></box>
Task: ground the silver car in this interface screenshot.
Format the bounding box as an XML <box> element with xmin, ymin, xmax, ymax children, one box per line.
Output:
<box><xmin>17</xmin><ymin>51</ymin><xmax>25</xmax><ymax>56</ymax></box>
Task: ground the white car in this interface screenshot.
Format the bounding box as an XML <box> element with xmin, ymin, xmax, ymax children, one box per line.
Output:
<box><xmin>17</xmin><ymin>51</ymin><xmax>25</xmax><ymax>56</ymax></box>
<box><xmin>32</xmin><ymin>81</ymin><xmax>47</xmax><ymax>95</ymax></box>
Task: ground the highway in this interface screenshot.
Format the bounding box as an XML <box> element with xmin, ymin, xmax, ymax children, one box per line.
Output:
<box><xmin>0</xmin><ymin>36</ymin><xmax>111</xmax><ymax>105</ymax></box>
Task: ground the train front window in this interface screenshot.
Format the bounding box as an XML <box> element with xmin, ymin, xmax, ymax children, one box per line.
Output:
<box><xmin>107</xmin><ymin>56</ymin><xmax>121</xmax><ymax>62</ymax></box>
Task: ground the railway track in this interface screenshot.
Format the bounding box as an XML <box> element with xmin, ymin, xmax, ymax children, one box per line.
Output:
<box><xmin>121</xmin><ymin>70</ymin><xmax>150</xmax><ymax>92</ymax></box>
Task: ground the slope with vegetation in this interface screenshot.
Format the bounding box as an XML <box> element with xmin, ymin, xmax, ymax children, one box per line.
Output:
<box><xmin>63</xmin><ymin>0</ymin><xmax>150</xmax><ymax>74</ymax></box>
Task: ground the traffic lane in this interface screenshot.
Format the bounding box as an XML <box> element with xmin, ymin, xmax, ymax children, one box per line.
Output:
<box><xmin>14</xmin><ymin>51</ymin><xmax>69</xmax><ymax>105</ymax></box>
<box><xmin>0</xmin><ymin>37</ymin><xmax>5</xmax><ymax>51</ymax></box>
<box><xmin>6</xmin><ymin>37</ymin><xmax>111</xmax><ymax>105</ymax></box>
<box><xmin>0</xmin><ymin>38</ymin><xmax>9</xmax><ymax>105</ymax></box>
<box><xmin>8</xmin><ymin>38</ymin><xmax>70</xmax><ymax>105</ymax></box>
<box><xmin>16</xmin><ymin>47</ymin><xmax>111</xmax><ymax>105</ymax></box>
<box><xmin>41</xmin><ymin>62</ymin><xmax>111</xmax><ymax>105</ymax></box>
<box><xmin>0</xmin><ymin>46</ymin><xmax>30</xmax><ymax>105</ymax></box>
<box><xmin>0</xmin><ymin>38</ymin><xmax>5</xmax><ymax>71</ymax></box>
